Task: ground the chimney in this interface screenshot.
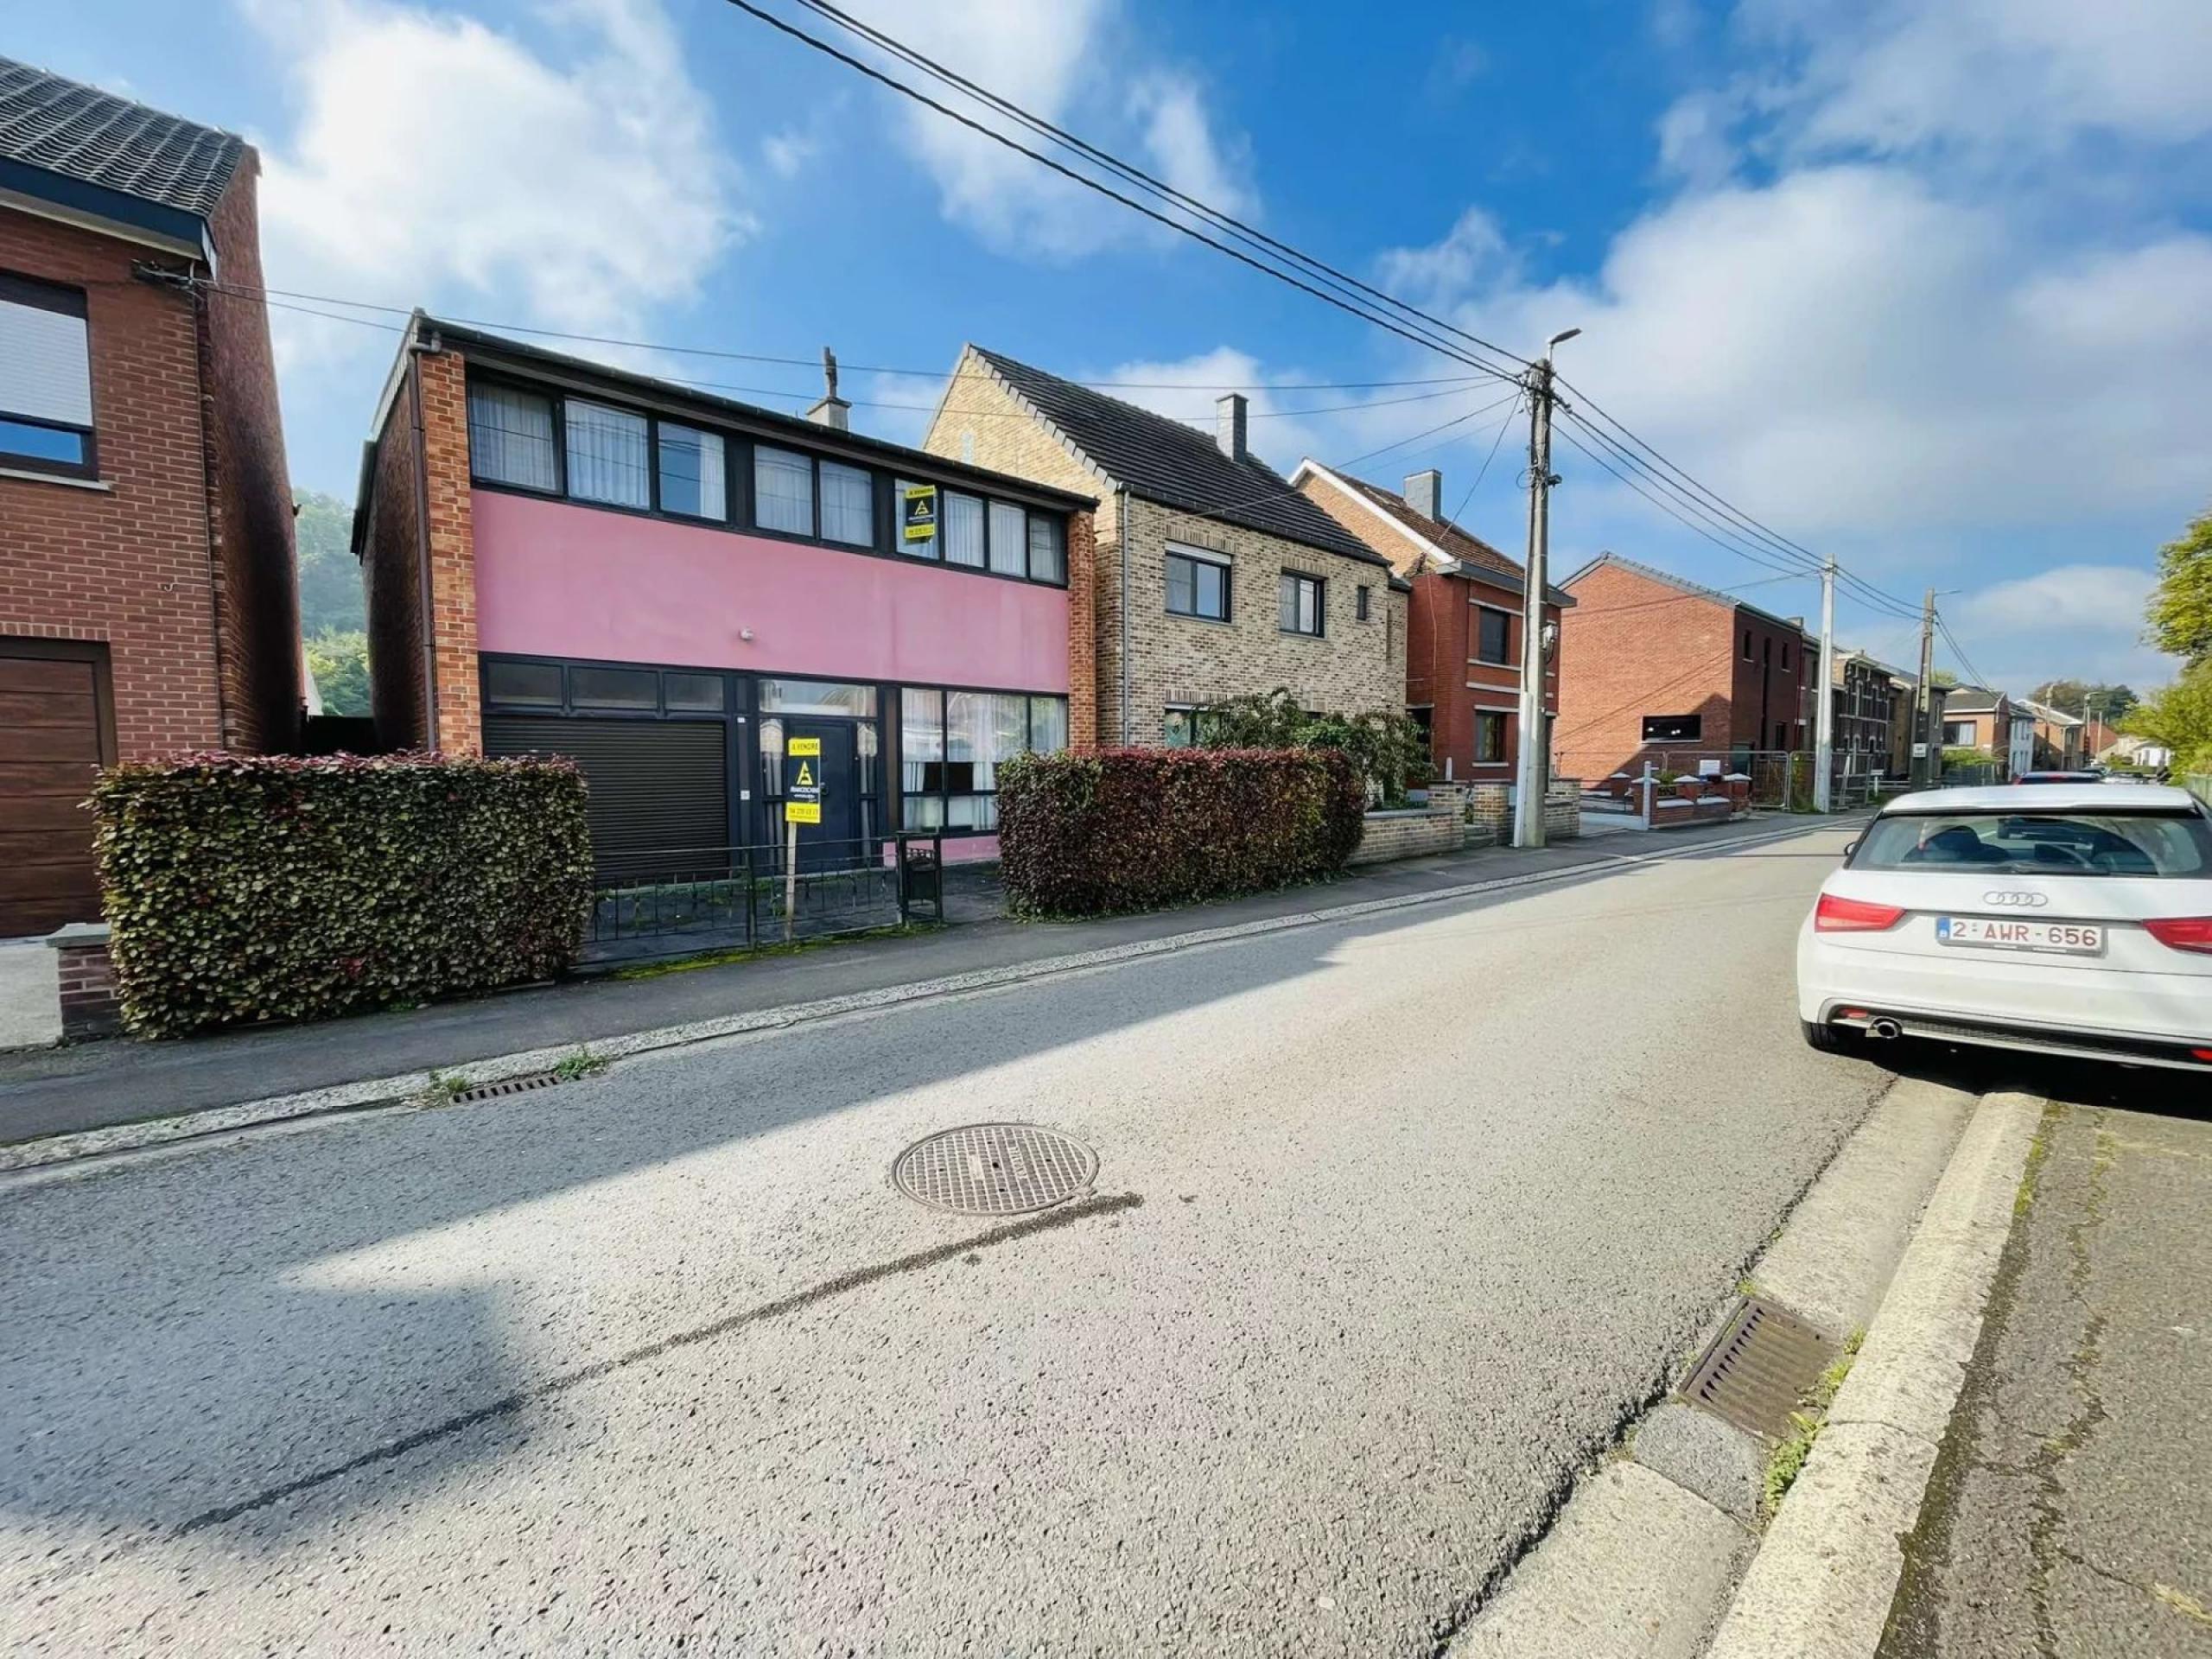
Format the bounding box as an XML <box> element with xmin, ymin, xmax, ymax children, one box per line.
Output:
<box><xmin>805</xmin><ymin>346</ymin><xmax>851</xmax><ymax>431</ymax></box>
<box><xmin>1216</xmin><ymin>392</ymin><xmax>1247</xmax><ymax>461</ymax></box>
<box><xmin>1405</xmin><ymin>468</ymin><xmax>1443</xmax><ymax>520</ymax></box>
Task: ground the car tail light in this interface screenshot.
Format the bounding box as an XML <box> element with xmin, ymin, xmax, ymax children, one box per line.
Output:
<box><xmin>1815</xmin><ymin>893</ymin><xmax>1906</xmax><ymax>932</ymax></box>
<box><xmin>2144</xmin><ymin>917</ymin><xmax>2212</xmax><ymax>956</ymax></box>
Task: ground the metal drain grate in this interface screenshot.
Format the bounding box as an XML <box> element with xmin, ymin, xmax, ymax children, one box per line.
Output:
<box><xmin>892</xmin><ymin>1123</ymin><xmax>1097</xmax><ymax>1216</ymax></box>
<box><xmin>1677</xmin><ymin>1296</ymin><xmax>1834</xmax><ymax>1440</ymax></box>
<box><xmin>452</xmin><ymin>1071</ymin><xmax>563</xmax><ymax>1104</ymax></box>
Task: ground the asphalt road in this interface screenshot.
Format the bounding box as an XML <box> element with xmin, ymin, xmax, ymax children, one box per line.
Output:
<box><xmin>1883</xmin><ymin>1076</ymin><xmax>2212</xmax><ymax>1658</ymax></box>
<box><xmin>3</xmin><ymin>828</ymin><xmax>1888</xmax><ymax>1656</ymax></box>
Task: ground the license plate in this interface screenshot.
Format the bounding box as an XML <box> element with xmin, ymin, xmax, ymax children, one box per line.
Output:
<box><xmin>1936</xmin><ymin>916</ymin><xmax>2106</xmax><ymax>956</ymax></box>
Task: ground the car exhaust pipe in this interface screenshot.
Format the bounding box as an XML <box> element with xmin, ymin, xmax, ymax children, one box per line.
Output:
<box><xmin>1867</xmin><ymin>1018</ymin><xmax>1903</xmax><ymax>1041</ymax></box>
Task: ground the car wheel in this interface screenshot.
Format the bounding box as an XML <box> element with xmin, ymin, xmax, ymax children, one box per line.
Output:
<box><xmin>1802</xmin><ymin>1019</ymin><xmax>1857</xmax><ymax>1053</ymax></box>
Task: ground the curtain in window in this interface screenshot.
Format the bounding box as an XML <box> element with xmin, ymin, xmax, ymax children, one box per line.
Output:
<box><xmin>565</xmin><ymin>399</ymin><xmax>650</xmax><ymax>507</ymax></box>
<box><xmin>756</xmin><ymin>446</ymin><xmax>814</xmax><ymax>534</ymax></box>
<box><xmin>902</xmin><ymin>690</ymin><xmax>944</xmax><ymax>829</ymax></box>
<box><xmin>658</xmin><ymin>423</ymin><xmax>726</xmax><ymax>519</ymax></box>
<box><xmin>988</xmin><ymin>501</ymin><xmax>1027</xmax><ymax>575</ymax></box>
<box><xmin>467</xmin><ymin>385</ymin><xmax>558</xmax><ymax>491</ymax></box>
<box><xmin>1029</xmin><ymin>696</ymin><xmax>1068</xmax><ymax>753</ymax></box>
<box><xmin>943</xmin><ymin>493</ymin><xmax>985</xmax><ymax>568</ymax></box>
<box><xmin>1027</xmin><ymin>514</ymin><xmax>1065</xmax><ymax>582</ymax></box>
<box><xmin>821</xmin><ymin>461</ymin><xmax>874</xmax><ymax>545</ymax></box>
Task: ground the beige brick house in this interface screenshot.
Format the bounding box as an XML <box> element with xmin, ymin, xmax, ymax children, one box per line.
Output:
<box><xmin>924</xmin><ymin>346</ymin><xmax>1407</xmax><ymax>745</ymax></box>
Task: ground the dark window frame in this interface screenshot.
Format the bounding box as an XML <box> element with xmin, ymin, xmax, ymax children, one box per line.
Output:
<box><xmin>1475</xmin><ymin>709</ymin><xmax>1510</xmax><ymax>765</ymax></box>
<box><xmin>1474</xmin><ymin>604</ymin><xmax>1514</xmax><ymax>665</ymax></box>
<box><xmin>1356</xmin><ymin>584</ymin><xmax>1371</xmax><ymax>622</ymax></box>
<box><xmin>1279</xmin><ymin>569</ymin><xmax>1325</xmax><ymax>639</ymax></box>
<box><xmin>1165</xmin><ymin>548</ymin><xmax>1232</xmax><ymax>622</ymax></box>
<box><xmin>897</xmin><ymin>681</ymin><xmax>1071</xmax><ymax>837</ymax></box>
<box><xmin>0</xmin><ymin>271</ymin><xmax>98</xmax><ymax>480</ymax></box>
<box><xmin>461</xmin><ymin>370</ymin><xmax>1071</xmax><ymax>591</ymax></box>
<box><xmin>1641</xmin><ymin>713</ymin><xmax>1704</xmax><ymax>742</ymax></box>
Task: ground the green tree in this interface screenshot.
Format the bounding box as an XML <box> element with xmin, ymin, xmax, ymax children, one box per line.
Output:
<box><xmin>1929</xmin><ymin>669</ymin><xmax>1959</xmax><ymax>690</ymax></box>
<box><xmin>2147</xmin><ymin>506</ymin><xmax>2212</xmax><ymax>662</ymax></box>
<box><xmin>304</xmin><ymin>628</ymin><xmax>370</xmax><ymax>717</ymax></box>
<box><xmin>2029</xmin><ymin>679</ymin><xmax>2139</xmax><ymax>721</ymax></box>
<box><xmin>1195</xmin><ymin>688</ymin><xmax>1429</xmax><ymax>805</ymax></box>
<box><xmin>295</xmin><ymin>490</ymin><xmax>364</xmax><ymax>637</ymax></box>
<box><xmin>2122</xmin><ymin>661</ymin><xmax>2212</xmax><ymax>772</ymax></box>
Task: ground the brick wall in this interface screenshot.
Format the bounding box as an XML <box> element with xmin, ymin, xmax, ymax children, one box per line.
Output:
<box><xmin>1065</xmin><ymin>508</ymin><xmax>1099</xmax><ymax>748</ymax></box>
<box><xmin>358</xmin><ymin>338</ymin><xmax>479</xmax><ymax>753</ymax></box>
<box><xmin>197</xmin><ymin>156</ymin><xmax>301</xmax><ymax>753</ymax></box>
<box><xmin>1347</xmin><ymin>808</ymin><xmax>1459</xmax><ymax>865</ymax></box>
<box><xmin>49</xmin><ymin>924</ymin><xmax>120</xmax><ymax>1039</ymax></box>
<box><xmin>924</xmin><ymin>352</ymin><xmax>1405</xmax><ymax>745</ymax></box>
<box><xmin>0</xmin><ymin>208</ymin><xmax>226</xmax><ymax>759</ymax></box>
<box><xmin>1558</xmin><ymin>560</ymin><xmax>1749</xmax><ymax>782</ymax></box>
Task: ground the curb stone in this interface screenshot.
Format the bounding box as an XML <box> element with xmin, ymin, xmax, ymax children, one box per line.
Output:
<box><xmin>0</xmin><ymin>817</ymin><xmax>1841</xmax><ymax>1179</ymax></box>
<box><xmin>1702</xmin><ymin>1090</ymin><xmax>2044</xmax><ymax>1659</ymax></box>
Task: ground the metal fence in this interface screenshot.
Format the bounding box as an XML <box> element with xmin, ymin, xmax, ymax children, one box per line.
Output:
<box><xmin>584</xmin><ymin>834</ymin><xmax>945</xmax><ymax>963</ymax></box>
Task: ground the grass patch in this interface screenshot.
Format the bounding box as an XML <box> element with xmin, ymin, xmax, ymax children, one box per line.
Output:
<box><xmin>552</xmin><ymin>1046</ymin><xmax>608</xmax><ymax>1083</ymax></box>
<box><xmin>422</xmin><ymin>1067</ymin><xmax>469</xmax><ymax>1105</ymax></box>
<box><xmin>1762</xmin><ymin>1327</ymin><xmax>1866</xmax><ymax>1518</ymax></box>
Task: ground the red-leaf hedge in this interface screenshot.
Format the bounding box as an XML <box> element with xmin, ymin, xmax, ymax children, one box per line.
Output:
<box><xmin>996</xmin><ymin>747</ymin><xmax>1366</xmax><ymax>916</ymax></box>
<box><xmin>91</xmin><ymin>751</ymin><xmax>594</xmax><ymax>1038</ymax></box>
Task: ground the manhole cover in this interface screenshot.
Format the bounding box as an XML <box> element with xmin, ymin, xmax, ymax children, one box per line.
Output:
<box><xmin>1677</xmin><ymin>1296</ymin><xmax>1834</xmax><ymax>1440</ymax></box>
<box><xmin>892</xmin><ymin>1123</ymin><xmax>1096</xmax><ymax>1216</ymax></box>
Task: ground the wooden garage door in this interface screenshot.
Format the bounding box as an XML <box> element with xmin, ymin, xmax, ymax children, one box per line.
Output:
<box><xmin>0</xmin><ymin>643</ymin><xmax>112</xmax><ymax>938</ymax></box>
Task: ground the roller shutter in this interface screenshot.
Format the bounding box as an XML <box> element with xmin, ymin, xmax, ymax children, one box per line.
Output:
<box><xmin>482</xmin><ymin>716</ymin><xmax>727</xmax><ymax>865</ymax></box>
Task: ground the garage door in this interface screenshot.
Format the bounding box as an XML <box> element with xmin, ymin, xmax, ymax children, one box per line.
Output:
<box><xmin>0</xmin><ymin>643</ymin><xmax>112</xmax><ymax>938</ymax></box>
<box><xmin>482</xmin><ymin>715</ymin><xmax>728</xmax><ymax>868</ymax></box>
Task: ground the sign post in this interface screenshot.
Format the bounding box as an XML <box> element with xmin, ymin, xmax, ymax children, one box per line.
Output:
<box><xmin>784</xmin><ymin>737</ymin><xmax>823</xmax><ymax>943</ymax></box>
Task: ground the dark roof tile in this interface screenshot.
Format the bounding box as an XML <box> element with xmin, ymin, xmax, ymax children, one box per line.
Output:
<box><xmin>0</xmin><ymin>57</ymin><xmax>244</xmax><ymax>219</ymax></box>
<box><xmin>971</xmin><ymin>346</ymin><xmax>1390</xmax><ymax>569</ymax></box>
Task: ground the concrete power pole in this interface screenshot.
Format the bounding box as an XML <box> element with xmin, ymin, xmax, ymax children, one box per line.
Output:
<box><xmin>1514</xmin><ymin>328</ymin><xmax>1578</xmax><ymax>849</ymax></box>
<box><xmin>1914</xmin><ymin>588</ymin><xmax>1937</xmax><ymax>787</ymax></box>
<box><xmin>1813</xmin><ymin>556</ymin><xmax>1836</xmax><ymax>811</ymax></box>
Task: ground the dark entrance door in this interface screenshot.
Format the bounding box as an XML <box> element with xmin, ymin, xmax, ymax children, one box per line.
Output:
<box><xmin>784</xmin><ymin>719</ymin><xmax>860</xmax><ymax>869</ymax></box>
<box><xmin>0</xmin><ymin>641</ymin><xmax>113</xmax><ymax>938</ymax></box>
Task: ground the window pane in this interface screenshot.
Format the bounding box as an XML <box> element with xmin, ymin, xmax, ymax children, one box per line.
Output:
<box><xmin>759</xmin><ymin>717</ymin><xmax>784</xmax><ymax>800</ymax></box>
<box><xmin>902</xmin><ymin>688</ymin><xmax>944</xmax><ymax>809</ymax></box>
<box><xmin>664</xmin><ymin>673</ymin><xmax>725</xmax><ymax>711</ymax></box>
<box><xmin>902</xmin><ymin>791</ymin><xmax>945</xmax><ymax>830</ymax></box>
<box><xmin>822</xmin><ymin>461</ymin><xmax>874</xmax><ymax>546</ymax></box>
<box><xmin>1197</xmin><ymin>562</ymin><xmax>1227</xmax><ymax>620</ymax></box>
<box><xmin>1281</xmin><ymin>573</ymin><xmax>1320</xmax><ymax>634</ymax></box>
<box><xmin>755</xmin><ymin>446</ymin><xmax>815</xmax><ymax>535</ymax></box>
<box><xmin>658</xmin><ymin>423</ymin><xmax>726</xmax><ymax>519</ymax></box>
<box><xmin>1027</xmin><ymin>514</ymin><xmax>1065</xmax><ymax>582</ymax></box>
<box><xmin>1166</xmin><ymin>555</ymin><xmax>1197</xmax><ymax>615</ymax></box>
<box><xmin>1029</xmin><ymin>696</ymin><xmax>1068</xmax><ymax>754</ymax></box>
<box><xmin>467</xmin><ymin>384</ymin><xmax>558</xmax><ymax>491</ymax></box>
<box><xmin>565</xmin><ymin>398</ymin><xmax>650</xmax><ymax>508</ymax></box>
<box><xmin>1478</xmin><ymin>609</ymin><xmax>1512</xmax><ymax>664</ymax></box>
<box><xmin>0</xmin><ymin>417</ymin><xmax>87</xmax><ymax>466</ymax></box>
<box><xmin>1163</xmin><ymin>709</ymin><xmax>1194</xmax><ymax>747</ymax></box>
<box><xmin>570</xmin><ymin>666</ymin><xmax>658</xmax><ymax>709</ymax></box>
<box><xmin>1357</xmin><ymin>585</ymin><xmax>1370</xmax><ymax>621</ymax></box>
<box><xmin>988</xmin><ymin>500</ymin><xmax>1027</xmax><ymax>575</ymax></box>
<box><xmin>0</xmin><ymin>290</ymin><xmax>92</xmax><ymax>427</ymax></box>
<box><xmin>943</xmin><ymin>492</ymin><xmax>985</xmax><ymax>567</ymax></box>
<box><xmin>898</xmin><ymin>480</ymin><xmax>938</xmax><ymax>558</ymax></box>
<box><xmin>485</xmin><ymin>659</ymin><xmax>563</xmax><ymax>706</ymax></box>
<box><xmin>759</xmin><ymin>677</ymin><xmax>876</xmax><ymax>716</ymax></box>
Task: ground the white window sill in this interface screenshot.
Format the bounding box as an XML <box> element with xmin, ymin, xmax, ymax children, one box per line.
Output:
<box><xmin>0</xmin><ymin>467</ymin><xmax>111</xmax><ymax>493</ymax></box>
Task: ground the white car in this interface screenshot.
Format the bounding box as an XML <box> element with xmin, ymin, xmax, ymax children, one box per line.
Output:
<box><xmin>1797</xmin><ymin>785</ymin><xmax>2212</xmax><ymax>1071</ymax></box>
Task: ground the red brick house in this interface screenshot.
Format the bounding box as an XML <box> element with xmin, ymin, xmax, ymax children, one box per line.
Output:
<box><xmin>0</xmin><ymin>60</ymin><xmax>300</xmax><ymax>937</ymax></box>
<box><xmin>1291</xmin><ymin>462</ymin><xmax>1568</xmax><ymax>782</ymax></box>
<box><xmin>1555</xmin><ymin>554</ymin><xmax>1812</xmax><ymax>781</ymax></box>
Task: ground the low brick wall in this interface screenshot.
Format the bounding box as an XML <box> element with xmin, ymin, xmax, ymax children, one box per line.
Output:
<box><xmin>1351</xmin><ymin>808</ymin><xmax>1462</xmax><ymax>866</ymax></box>
<box><xmin>48</xmin><ymin>923</ymin><xmax>121</xmax><ymax>1040</ymax></box>
<box><xmin>1650</xmin><ymin>796</ymin><xmax>1735</xmax><ymax>830</ymax></box>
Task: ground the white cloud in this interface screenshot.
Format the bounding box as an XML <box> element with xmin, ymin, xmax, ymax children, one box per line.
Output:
<box><xmin>1952</xmin><ymin>565</ymin><xmax>2171</xmax><ymax>690</ymax></box>
<box><xmin>245</xmin><ymin>0</ymin><xmax>744</xmax><ymax>369</ymax></box>
<box><xmin>1376</xmin><ymin>207</ymin><xmax>1512</xmax><ymax>307</ymax></box>
<box><xmin>830</xmin><ymin>0</ymin><xmax>1255</xmax><ymax>257</ymax></box>
<box><xmin>761</xmin><ymin>130</ymin><xmax>817</xmax><ymax>181</ymax></box>
<box><xmin>1960</xmin><ymin>564</ymin><xmax>2152</xmax><ymax>637</ymax></box>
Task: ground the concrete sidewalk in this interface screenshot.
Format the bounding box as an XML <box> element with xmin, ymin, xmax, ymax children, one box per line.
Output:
<box><xmin>0</xmin><ymin>814</ymin><xmax>1827</xmax><ymax>1147</ymax></box>
<box><xmin>1882</xmin><ymin>1088</ymin><xmax>2212</xmax><ymax>1658</ymax></box>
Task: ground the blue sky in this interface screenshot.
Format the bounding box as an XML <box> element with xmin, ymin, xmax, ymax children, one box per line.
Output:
<box><xmin>18</xmin><ymin>0</ymin><xmax>2212</xmax><ymax>694</ymax></box>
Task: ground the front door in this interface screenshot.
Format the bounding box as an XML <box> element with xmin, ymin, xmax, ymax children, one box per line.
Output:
<box><xmin>784</xmin><ymin>719</ymin><xmax>860</xmax><ymax>869</ymax></box>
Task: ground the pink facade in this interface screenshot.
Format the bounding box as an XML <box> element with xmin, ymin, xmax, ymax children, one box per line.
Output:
<box><xmin>472</xmin><ymin>490</ymin><xmax>1071</xmax><ymax>690</ymax></box>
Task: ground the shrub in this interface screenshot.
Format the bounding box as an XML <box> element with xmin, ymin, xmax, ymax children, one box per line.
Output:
<box><xmin>1195</xmin><ymin>688</ymin><xmax>1428</xmax><ymax>805</ymax></box>
<box><xmin>996</xmin><ymin>747</ymin><xmax>1365</xmax><ymax>917</ymax></box>
<box><xmin>92</xmin><ymin>751</ymin><xmax>594</xmax><ymax>1037</ymax></box>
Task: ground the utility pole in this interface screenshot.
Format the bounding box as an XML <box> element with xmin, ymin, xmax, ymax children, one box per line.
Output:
<box><xmin>1914</xmin><ymin>588</ymin><xmax>1937</xmax><ymax>786</ymax></box>
<box><xmin>1814</xmin><ymin>556</ymin><xmax>1836</xmax><ymax>811</ymax></box>
<box><xmin>1514</xmin><ymin>327</ymin><xmax>1578</xmax><ymax>849</ymax></box>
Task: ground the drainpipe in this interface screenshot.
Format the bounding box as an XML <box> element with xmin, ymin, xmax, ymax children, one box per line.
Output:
<box><xmin>407</xmin><ymin>331</ymin><xmax>439</xmax><ymax>751</ymax></box>
<box><xmin>1116</xmin><ymin>486</ymin><xmax>1132</xmax><ymax>744</ymax></box>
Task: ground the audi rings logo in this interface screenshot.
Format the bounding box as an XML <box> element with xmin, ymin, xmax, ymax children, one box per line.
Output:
<box><xmin>1983</xmin><ymin>891</ymin><xmax>2050</xmax><ymax>908</ymax></box>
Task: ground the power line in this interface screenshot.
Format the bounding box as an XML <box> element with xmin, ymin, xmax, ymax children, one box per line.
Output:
<box><xmin>1549</xmin><ymin>419</ymin><xmax>1814</xmax><ymax>583</ymax></box>
<box><xmin>779</xmin><ymin>0</ymin><xmax>1532</xmax><ymax>381</ymax></box>
<box><xmin>1447</xmin><ymin>393</ymin><xmax>1524</xmax><ymax>527</ymax></box>
<box><xmin>717</xmin><ymin>0</ymin><xmax>1522</xmax><ymax>389</ymax></box>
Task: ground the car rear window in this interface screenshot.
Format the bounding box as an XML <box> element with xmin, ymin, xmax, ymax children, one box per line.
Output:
<box><xmin>1853</xmin><ymin>810</ymin><xmax>2212</xmax><ymax>877</ymax></box>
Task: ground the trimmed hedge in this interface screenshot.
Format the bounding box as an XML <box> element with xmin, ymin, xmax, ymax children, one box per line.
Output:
<box><xmin>996</xmin><ymin>747</ymin><xmax>1365</xmax><ymax>917</ymax></box>
<box><xmin>92</xmin><ymin>752</ymin><xmax>594</xmax><ymax>1037</ymax></box>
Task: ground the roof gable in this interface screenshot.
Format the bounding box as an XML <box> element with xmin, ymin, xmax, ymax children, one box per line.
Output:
<box><xmin>0</xmin><ymin>58</ymin><xmax>243</xmax><ymax>222</ymax></box>
<box><xmin>1294</xmin><ymin>460</ymin><xmax>1575</xmax><ymax>604</ymax></box>
<box><xmin>1563</xmin><ymin>551</ymin><xmax>1804</xmax><ymax>632</ymax></box>
<box><xmin>968</xmin><ymin>346</ymin><xmax>1389</xmax><ymax>568</ymax></box>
